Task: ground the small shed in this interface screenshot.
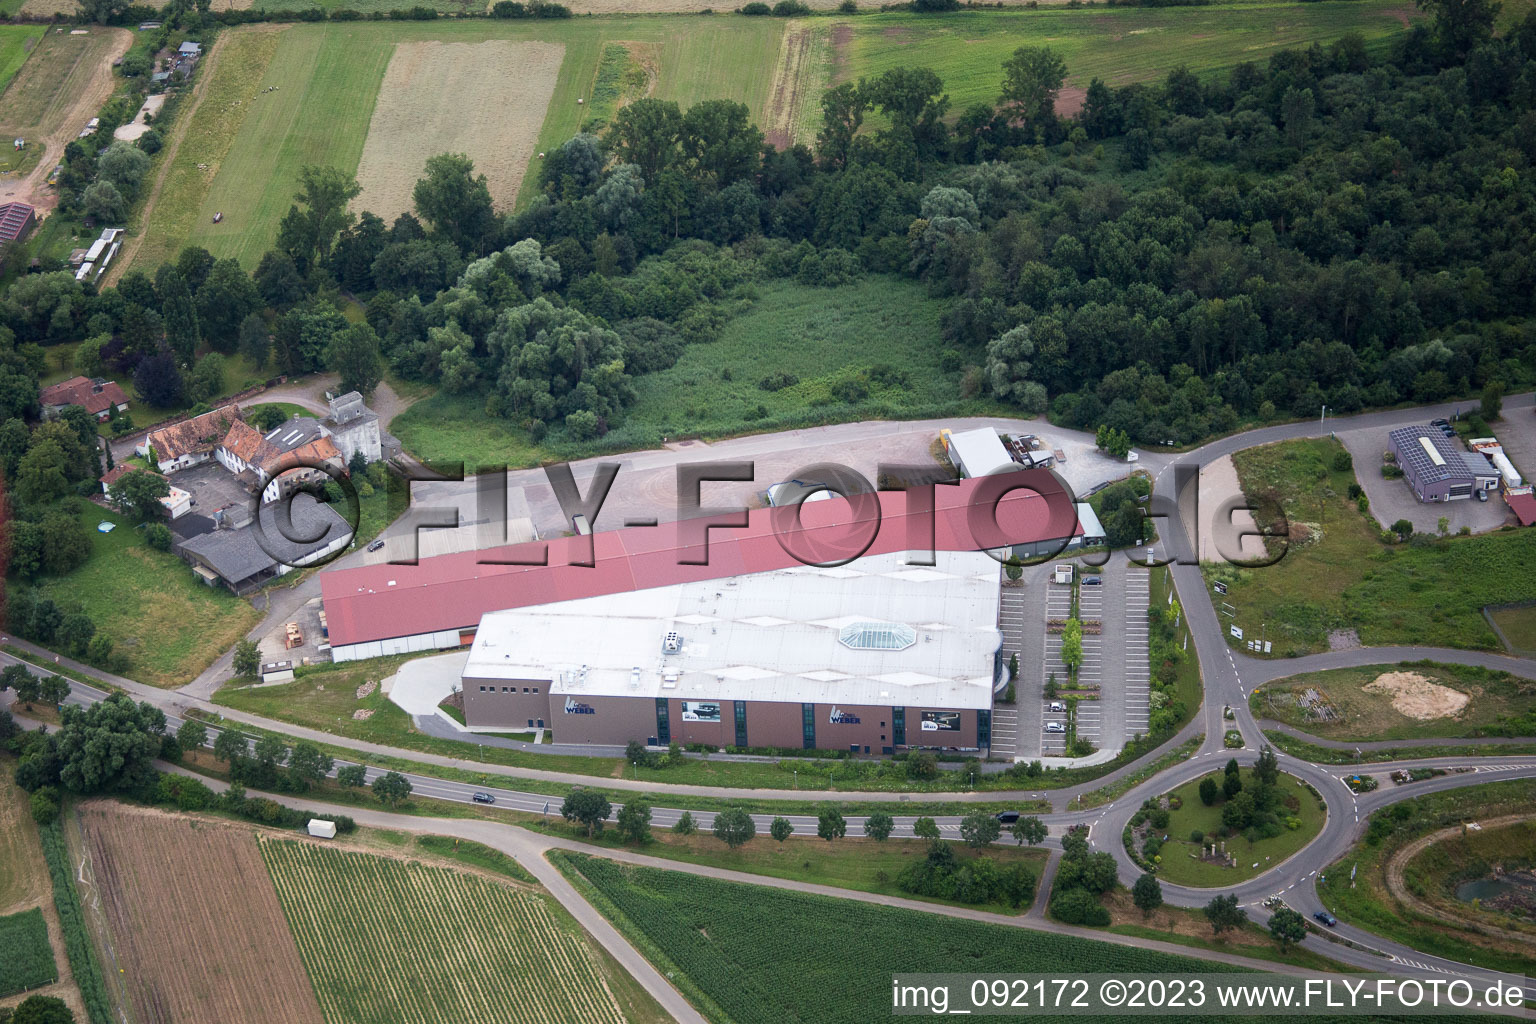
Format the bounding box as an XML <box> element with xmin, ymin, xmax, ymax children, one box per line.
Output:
<box><xmin>261</xmin><ymin>659</ymin><xmax>295</xmax><ymax>683</ymax></box>
<box><xmin>178</xmin><ymin>41</ymin><xmax>201</xmax><ymax>56</ymax></box>
<box><xmin>1053</xmin><ymin>564</ymin><xmax>1073</xmax><ymax>585</ymax></box>
<box><xmin>307</xmin><ymin>819</ymin><xmax>337</xmax><ymax>839</ymax></box>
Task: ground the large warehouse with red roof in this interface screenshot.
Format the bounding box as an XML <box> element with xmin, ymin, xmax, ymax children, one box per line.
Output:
<box><xmin>320</xmin><ymin>475</ymin><xmax>1083</xmax><ymax>751</ymax></box>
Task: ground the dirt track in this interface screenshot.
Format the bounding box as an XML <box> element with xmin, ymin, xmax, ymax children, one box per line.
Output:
<box><xmin>1384</xmin><ymin>812</ymin><xmax>1536</xmax><ymax>946</ymax></box>
<box><xmin>3</xmin><ymin>28</ymin><xmax>132</xmax><ymax>215</ymax></box>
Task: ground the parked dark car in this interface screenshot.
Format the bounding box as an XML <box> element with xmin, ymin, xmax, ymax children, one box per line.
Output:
<box><xmin>1082</xmin><ymin>576</ymin><xmax>1103</xmax><ymax>586</ymax></box>
<box><xmin>1430</xmin><ymin>418</ymin><xmax>1450</xmax><ymax>427</ymax></box>
<box><xmin>471</xmin><ymin>792</ymin><xmax>495</xmax><ymax>804</ymax></box>
<box><xmin>995</xmin><ymin>810</ymin><xmax>1021</xmax><ymax>824</ymax></box>
<box><xmin>1314</xmin><ymin>911</ymin><xmax>1337</xmax><ymax>927</ymax></box>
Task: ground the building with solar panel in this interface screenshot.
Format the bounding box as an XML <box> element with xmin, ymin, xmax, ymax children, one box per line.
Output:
<box><xmin>1388</xmin><ymin>425</ymin><xmax>1500</xmax><ymax>503</ymax></box>
<box><xmin>459</xmin><ymin>546</ymin><xmax>1004</xmax><ymax>753</ymax></box>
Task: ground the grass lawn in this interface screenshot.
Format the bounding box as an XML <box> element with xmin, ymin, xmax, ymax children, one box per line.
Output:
<box><xmin>21</xmin><ymin>505</ymin><xmax>262</xmax><ymax>687</ymax></box>
<box><xmin>548</xmin><ymin>823</ymin><xmax>1049</xmax><ymax>916</ymax></box>
<box><xmin>0</xmin><ymin>26</ymin><xmax>44</xmax><ymax>98</ymax></box>
<box><xmin>1204</xmin><ymin>437</ymin><xmax>1536</xmax><ymax>654</ymax></box>
<box><xmin>393</xmin><ymin>276</ymin><xmax>1007</xmax><ymax>466</ymax></box>
<box><xmin>845</xmin><ymin>1</ymin><xmax>1417</xmax><ymax>121</ymax></box>
<box><xmin>1262</xmin><ymin>729</ymin><xmax>1536</xmax><ymax>764</ymax></box>
<box><xmin>1319</xmin><ymin>779</ymin><xmax>1536</xmax><ymax>977</ymax></box>
<box><xmin>1101</xmin><ymin>892</ymin><xmax>1345</xmax><ymax>972</ymax></box>
<box><xmin>133</xmin><ymin>17</ymin><xmax>789</xmax><ymax>271</ymax></box>
<box><xmin>1489</xmin><ymin>604</ymin><xmax>1536</xmax><ymax>654</ymax></box>
<box><xmin>1253</xmin><ymin>661</ymin><xmax>1536</xmax><ymax>742</ymax></box>
<box><xmin>556</xmin><ymin>851</ymin><xmax>1243</xmax><ymax>1024</ymax></box>
<box><xmin>1146</xmin><ymin>768</ymin><xmax>1326</xmax><ymax>887</ymax></box>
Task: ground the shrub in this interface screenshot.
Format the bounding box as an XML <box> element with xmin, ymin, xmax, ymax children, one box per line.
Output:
<box><xmin>758</xmin><ymin>371</ymin><xmax>799</xmax><ymax>392</ymax></box>
<box><xmin>741</xmin><ymin>1</ymin><xmax>771</xmax><ymax>12</ymax></box>
<box><xmin>771</xmin><ymin>0</ymin><xmax>809</xmax><ymax>11</ymax></box>
<box><xmin>145</xmin><ymin>522</ymin><xmax>172</xmax><ymax>551</ymax></box>
<box><xmin>1050</xmin><ymin>888</ymin><xmax>1109</xmax><ymax>925</ymax></box>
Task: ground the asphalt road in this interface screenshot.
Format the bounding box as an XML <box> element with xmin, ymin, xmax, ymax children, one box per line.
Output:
<box><xmin>10</xmin><ymin>393</ymin><xmax>1536</xmax><ymax>1000</ymax></box>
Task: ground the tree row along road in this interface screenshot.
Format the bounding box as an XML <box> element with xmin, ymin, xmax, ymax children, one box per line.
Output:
<box><xmin>10</xmin><ymin>675</ymin><xmax>1536</xmax><ymax>997</ymax></box>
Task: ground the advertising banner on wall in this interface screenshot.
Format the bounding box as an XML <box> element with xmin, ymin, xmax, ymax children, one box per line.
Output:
<box><xmin>681</xmin><ymin>701</ymin><xmax>721</xmax><ymax>723</ymax></box>
<box><xmin>919</xmin><ymin>710</ymin><xmax>961</xmax><ymax>732</ymax></box>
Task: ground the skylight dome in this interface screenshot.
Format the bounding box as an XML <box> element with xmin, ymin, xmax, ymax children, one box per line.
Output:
<box><xmin>838</xmin><ymin>621</ymin><xmax>916</xmax><ymax>651</ymax></box>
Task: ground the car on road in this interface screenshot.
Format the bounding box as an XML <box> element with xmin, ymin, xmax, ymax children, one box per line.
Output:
<box><xmin>1314</xmin><ymin>911</ymin><xmax>1337</xmax><ymax>927</ymax></box>
<box><xmin>471</xmin><ymin>792</ymin><xmax>496</xmax><ymax>804</ymax></box>
<box><xmin>367</xmin><ymin>538</ymin><xmax>386</xmax><ymax>552</ymax></box>
<box><xmin>1430</xmin><ymin>418</ymin><xmax>1449</xmax><ymax>427</ymax></box>
<box><xmin>1044</xmin><ymin>722</ymin><xmax>1066</xmax><ymax>733</ymax></box>
<box><xmin>995</xmin><ymin>810</ymin><xmax>1021</xmax><ymax>824</ymax></box>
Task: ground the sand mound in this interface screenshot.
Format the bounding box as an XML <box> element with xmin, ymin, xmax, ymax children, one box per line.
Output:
<box><xmin>1363</xmin><ymin>671</ymin><xmax>1468</xmax><ymax>720</ymax></box>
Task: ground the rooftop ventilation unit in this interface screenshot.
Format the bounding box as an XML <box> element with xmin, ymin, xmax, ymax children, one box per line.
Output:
<box><xmin>662</xmin><ymin>631</ymin><xmax>682</xmax><ymax>654</ymax></box>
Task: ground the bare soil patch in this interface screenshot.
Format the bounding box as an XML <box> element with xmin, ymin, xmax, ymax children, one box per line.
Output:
<box><xmin>1362</xmin><ymin>671</ymin><xmax>1468</xmax><ymax>720</ymax></box>
<box><xmin>75</xmin><ymin>802</ymin><xmax>323</xmax><ymax>1024</ymax></box>
<box><xmin>353</xmin><ymin>40</ymin><xmax>563</xmax><ymax>221</ymax></box>
<box><xmin>830</xmin><ymin>22</ymin><xmax>853</xmax><ymax>84</ymax></box>
<box><xmin>764</xmin><ymin>22</ymin><xmax>818</xmax><ymax>149</ymax></box>
<box><xmin>1054</xmin><ymin>86</ymin><xmax>1087</xmax><ymax>118</ymax></box>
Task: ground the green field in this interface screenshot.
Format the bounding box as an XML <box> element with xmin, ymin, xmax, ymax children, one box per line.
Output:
<box><xmin>1319</xmin><ymin>779</ymin><xmax>1536</xmax><ymax>977</ymax></box>
<box><xmin>560</xmin><ymin>825</ymin><xmax>1050</xmax><ymax>916</ymax></box>
<box><xmin>392</xmin><ymin>276</ymin><xmax>994</xmax><ymax>466</ymax></box>
<box><xmin>20</xmin><ymin>504</ymin><xmax>262</xmax><ymax>687</ymax></box>
<box><xmin>135</xmin><ymin>2</ymin><xmax>1418</xmax><ymax>276</ymax></box>
<box><xmin>259</xmin><ymin>837</ymin><xmax>657</xmax><ymax>1024</ymax></box>
<box><xmin>1145</xmin><ymin>768</ymin><xmax>1327</xmax><ymax>887</ymax></box>
<box><xmin>1205</xmin><ymin>438</ymin><xmax>1536</xmax><ymax>654</ymax></box>
<box><xmin>0</xmin><ymin>26</ymin><xmax>42</xmax><ymax>96</ymax></box>
<box><xmin>844</xmin><ymin>1</ymin><xmax>1418</xmax><ymax>118</ymax></box>
<box><xmin>1254</xmin><ymin>662</ymin><xmax>1536</xmax><ymax>742</ymax></box>
<box><xmin>1488</xmin><ymin>604</ymin><xmax>1536</xmax><ymax>654</ymax></box>
<box><xmin>134</xmin><ymin>17</ymin><xmax>788</xmax><ymax>271</ymax></box>
<box><xmin>556</xmin><ymin>851</ymin><xmax>1255</xmax><ymax>1024</ymax></box>
<box><xmin>0</xmin><ymin>907</ymin><xmax>55</xmax><ymax>998</ymax></box>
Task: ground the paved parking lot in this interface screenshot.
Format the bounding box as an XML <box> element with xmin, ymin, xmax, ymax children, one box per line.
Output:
<box><xmin>166</xmin><ymin>461</ymin><xmax>254</xmax><ymax>522</ymax></box>
<box><xmin>1335</xmin><ymin>423</ymin><xmax>1508</xmax><ymax>536</ymax></box>
<box><xmin>1489</xmin><ymin>407</ymin><xmax>1536</xmax><ymax>490</ymax></box>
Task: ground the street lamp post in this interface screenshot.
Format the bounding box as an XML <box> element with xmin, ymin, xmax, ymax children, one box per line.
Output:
<box><xmin>1320</xmin><ymin>404</ymin><xmax>1329</xmax><ymax>427</ymax></box>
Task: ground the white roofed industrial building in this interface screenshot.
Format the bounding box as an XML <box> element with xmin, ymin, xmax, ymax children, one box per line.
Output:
<box><xmin>461</xmin><ymin>549</ymin><xmax>1005</xmax><ymax>753</ymax></box>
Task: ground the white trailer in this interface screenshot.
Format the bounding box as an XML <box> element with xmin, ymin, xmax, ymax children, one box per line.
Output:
<box><xmin>307</xmin><ymin>819</ymin><xmax>337</xmax><ymax>839</ymax></box>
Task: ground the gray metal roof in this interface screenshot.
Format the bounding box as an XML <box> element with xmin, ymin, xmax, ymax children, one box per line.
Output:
<box><xmin>180</xmin><ymin>496</ymin><xmax>351</xmax><ymax>583</ymax></box>
<box><xmin>262</xmin><ymin>416</ymin><xmax>326</xmax><ymax>455</ymax></box>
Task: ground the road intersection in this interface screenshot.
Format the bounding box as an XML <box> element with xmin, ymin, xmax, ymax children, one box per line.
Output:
<box><xmin>8</xmin><ymin>393</ymin><xmax>1536</xmax><ymax>1000</ymax></box>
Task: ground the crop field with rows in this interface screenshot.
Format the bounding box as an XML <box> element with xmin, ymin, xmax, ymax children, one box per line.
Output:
<box><xmin>0</xmin><ymin>907</ymin><xmax>56</xmax><ymax>997</ymax></box>
<box><xmin>261</xmin><ymin>839</ymin><xmax>628</xmax><ymax>1024</ymax></box>
<box><xmin>557</xmin><ymin>853</ymin><xmax>1245</xmax><ymax>1024</ymax></box>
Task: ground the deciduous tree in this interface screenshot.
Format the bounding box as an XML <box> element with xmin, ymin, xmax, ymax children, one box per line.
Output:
<box><xmin>713</xmin><ymin>807</ymin><xmax>755</xmax><ymax>849</ymax></box>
